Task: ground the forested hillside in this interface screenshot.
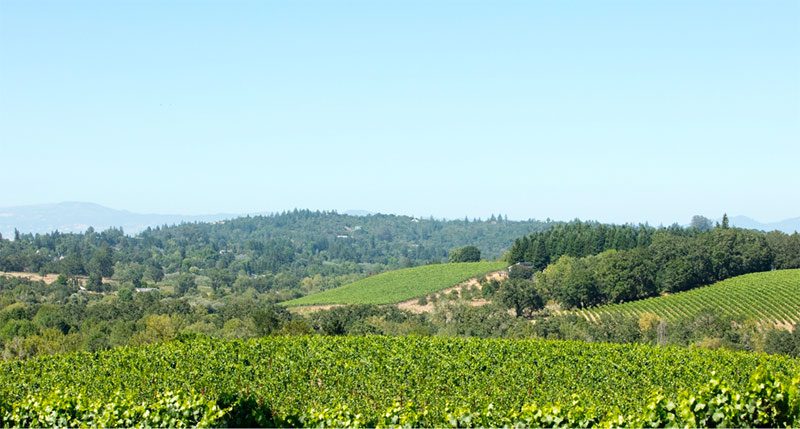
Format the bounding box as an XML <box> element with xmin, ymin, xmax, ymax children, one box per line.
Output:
<box><xmin>3</xmin><ymin>213</ymin><xmax>800</xmax><ymax>360</ymax></box>
<box><xmin>0</xmin><ymin>210</ymin><xmax>545</xmax><ymax>292</ymax></box>
<box><xmin>506</xmin><ymin>220</ymin><xmax>800</xmax><ymax>309</ymax></box>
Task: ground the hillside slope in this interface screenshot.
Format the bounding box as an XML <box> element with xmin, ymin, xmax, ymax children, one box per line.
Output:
<box><xmin>730</xmin><ymin>215</ymin><xmax>800</xmax><ymax>234</ymax></box>
<box><xmin>2</xmin><ymin>209</ymin><xmax>546</xmax><ymax>277</ymax></box>
<box><xmin>285</xmin><ymin>261</ymin><xmax>505</xmax><ymax>306</ymax></box>
<box><xmin>575</xmin><ymin>269</ymin><xmax>800</xmax><ymax>325</ymax></box>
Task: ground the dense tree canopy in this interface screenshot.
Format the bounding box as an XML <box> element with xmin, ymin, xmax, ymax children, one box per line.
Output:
<box><xmin>495</xmin><ymin>278</ymin><xmax>544</xmax><ymax>317</ymax></box>
<box><xmin>532</xmin><ymin>227</ymin><xmax>785</xmax><ymax>309</ymax></box>
<box><xmin>1</xmin><ymin>211</ymin><xmax>799</xmax><ymax>360</ymax></box>
<box><xmin>506</xmin><ymin>221</ymin><xmax>664</xmax><ymax>271</ymax></box>
<box><xmin>0</xmin><ymin>211</ymin><xmax>548</xmax><ymax>288</ymax></box>
<box><xmin>448</xmin><ymin>246</ymin><xmax>481</xmax><ymax>263</ymax></box>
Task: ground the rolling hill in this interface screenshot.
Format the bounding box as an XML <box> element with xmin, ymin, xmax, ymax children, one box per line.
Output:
<box><xmin>575</xmin><ymin>269</ymin><xmax>800</xmax><ymax>325</ymax></box>
<box><xmin>730</xmin><ymin>215</ymin><xmax>800</xmax><ymax>234</ymax></box>
<box><xmin>284</xmin><ymin>261</ymin><xmax>506</xmax><ymax>306</ymax></box>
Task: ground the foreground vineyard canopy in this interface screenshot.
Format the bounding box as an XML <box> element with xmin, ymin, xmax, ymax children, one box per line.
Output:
<box><xmin>2</xmin><ymin>336</ymin><xmax>799</xmax><ymax>427</ymax></box>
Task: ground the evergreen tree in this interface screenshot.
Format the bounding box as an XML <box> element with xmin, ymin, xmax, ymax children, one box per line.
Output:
<box><xmin>87</xmin><ymin>246</ymin><xmax>114</xmax><ymax>278</ymax></box>
<box><xmin>525</xmin><ymin>238</ymin><xmax>549</xmax><ymax>271</ymax></box>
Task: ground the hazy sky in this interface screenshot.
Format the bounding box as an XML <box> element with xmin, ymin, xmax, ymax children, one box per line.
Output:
<box><xmin>1</xmin><ymin>1</ymin><xmax>798</xmax><ymax>225</ymax></box>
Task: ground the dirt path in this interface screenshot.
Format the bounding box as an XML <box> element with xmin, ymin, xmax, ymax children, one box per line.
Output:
<box><xmin>0</xmin><ymin>271</ymin><xmax>115</xmax><ymax>287</ymax></box>
<box><xmin>287</xmin><ymin>304</ymin><xmax>343</xmax><ymax>315</ymax></box>
<box><xmin>397</xmin><ymin>270</ymin><xmax>508</xmax><ymax>314</ymax></box>
<box><xmin>288</xmin><ymin>270</ymin><xmax>509</xmax><ymax>315</ymax></box>
<box><xmin>0</xmin><ymin>271</ymin><xmax>63</xmax><ymax>284</ymax></box>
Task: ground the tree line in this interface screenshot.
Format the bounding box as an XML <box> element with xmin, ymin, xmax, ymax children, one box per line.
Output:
<box><xmin>506</xmin><ymin>219</ymin><xmax>799</xmax><ymax>309</ymax></box>
<box><xmin>0</xmin><ymin>211</ymin><xmax>548</xmax><ymax>294</ymax></box>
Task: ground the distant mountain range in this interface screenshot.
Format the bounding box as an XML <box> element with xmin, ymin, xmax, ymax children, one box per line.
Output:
<box><xmin>0</xmin><ymin>202</ymin><xmax>240</xmax><ymax>239</ymax></box>
<box><xmin>0</xmin><ymin>202</ymin><xmax>382</xmax><ymax>239</ymax></box>
<box><xmin>0</xmin><ymin>202</ymin><xmax>797</xmax><ymax>239</ymax></box>
<box><xmin>729</xmin><ymin>215</ymin><xmax>800</xmax><ymax>234</ymax></box>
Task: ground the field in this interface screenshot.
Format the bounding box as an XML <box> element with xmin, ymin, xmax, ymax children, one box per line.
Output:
<box><xmin>575</xmin><ymin>269</ymin><xmax>800</xmax><ymax>324</ymax></box>
<box><xmin>284</xmin><ymin>261</ymin><xmax>506</xmax><ymax>306</ymax></box>
<box><xmin>1</xmin><ymin>336</ymin><xmax>798</xmax><ymax>427</ymax></box>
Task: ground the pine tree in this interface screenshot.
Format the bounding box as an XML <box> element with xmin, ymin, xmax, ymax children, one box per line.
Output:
<box><xmin>529</xmin><ymin>238</ymin><xmax>549</xmax><ymax>271</ymax></box>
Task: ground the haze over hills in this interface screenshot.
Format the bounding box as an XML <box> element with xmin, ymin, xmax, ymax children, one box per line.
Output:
<box><xmin>0</xmin><ymin>202</ymin><xmax>239</xmax><ymax>238</ymax></box>
<box><xmin>0</xmin><ymin>202</ymin><xmax>798</xmax><ymax>239</ymax></box>
<box><xmin>729</xmin><ymin>215</ymin><xmax>800</xmax><ymax>234</ymax></box>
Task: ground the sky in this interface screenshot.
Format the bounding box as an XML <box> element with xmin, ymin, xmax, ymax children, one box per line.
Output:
<box><xmin>1</xmin><ymin>0</ymin><xmax>798</xmax><ymax>225</ymax></box>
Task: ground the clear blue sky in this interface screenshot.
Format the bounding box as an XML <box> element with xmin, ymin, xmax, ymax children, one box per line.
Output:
<box><xmin>1</xmin><ymin>0</ymin><xmax>798</xmax><ymax>225</ymax></box>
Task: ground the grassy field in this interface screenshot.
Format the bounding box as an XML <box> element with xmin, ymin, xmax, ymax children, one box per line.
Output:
<box><xmin>1</xmin><ymin>336</ymin><xmax>797</xmax><ymax>426</ymax></box>
<box><xmin>284</xmin><ymin>261</ymin><xmax>506</xmax><ymax>306</ymax></box>
<box><xmin>575</xmin><ymin>269</ymin><xmax>800</xmax><ymax>324</ymax></box>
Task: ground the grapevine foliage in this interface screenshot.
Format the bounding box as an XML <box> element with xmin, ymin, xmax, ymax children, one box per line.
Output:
<box><xmin>1</xmin><ymin>336</ymin><xmax>799</xmax><ymax>427</ymax></box>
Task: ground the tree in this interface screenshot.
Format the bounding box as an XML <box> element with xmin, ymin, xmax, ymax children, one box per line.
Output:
<box><xmin>767</xmin><ymin>232</ymin><xmax>800</xmax><ymax>269</ymax></box>
<box><xmin>508</xmin><ymin>264</ymin><xmax>534</xmax><ymax>279</ymax></box>
<box><xmin>60</xmin><ymin>250</ymin><xmax>85</xmax><ymax>276</ymax></box>
<box><xmin>86</xmin><ymin>272</ymin><xmax>104</xmax><ymax>291</ymax></box>
<box><xmin>118</xmin><ymin>286</ymin><xmax>134</xmax><ymax>302</ymax></box>
<box><xmin>526</xmin><ymin>238</ymin><xmax>549</xmax><ymax>271</ymax></box>
<box><xmin>703</xmin><ymin>228</ymin><xmax>773</xmax><ymax>281</ymax></box>
<box><xmin>87</xmin><ymin>246</ymin><xmax>114</xmax><ymax>278</ymax></box>
<box><xmin>131</xmin><ymin>314</ymin><xmax>177</xmax><ymax>345</ymax></box>
<box><xmin>449</xmin><ymin>246</ymin><xmax>481</xmax><ymax>263</ymax></box>
<box><xmin>208</xmin><ymin>268</ymin><xmax>234</xmax><ymax>292</ymax></box>
<box><xmin>480</xmin><ymin>279</ymin><xmax>501</xmax><ymax>297</ymax></box>
<box><xmin>538</xmin><ymin>255</ymin><xmax>603</xmax><ymax>309</ymax></box>
<box><xmin>116</xmin><ymin>263</ymin><xmax>145</xmax><ymax>288</ymax></box>
<box><xmin>496</xmin><ymin>278</ymin><xmax>544</xmax><ymax>317</ymax></box>
<box><xmin>145</xmin><ymin>263</ymin><xmax>165</xmax><ymax>283</ymax></box>
<box><xmin>690</xmin><ymin>215</ymin><xmax>713</xmax><ymax>232</ymax></box>
<box><xmin>593</xmin><ymin>249</ymin><xmax>657</xmax><ymax>303</ymax></box>
<box><xmin>721</xmin><ymin>213</ymin><xmax>730</xmax><ymax>229</ymax></box>
<box><xmin>507</xmin><ymin>236</ymin><xmax>529</xmax><ymax>264</ymax></box>
<box><xmin>252</xmin><ymin>306</ymin><xmax>291</xmax><ymax>336</ymax></box>
<box><xmin>53</xmin><ymin>274</ymin><xmax>68</xmax><ymax>286</ymax></box>
<box><xmin>32</xmin><ymin>304</ymin><xmax>69</xmax><ymax>334</ymax></box>
<box><xmin>175</xmin><ymin>273</ymin><xmax>197</xmax><ymax>295</ymax></box>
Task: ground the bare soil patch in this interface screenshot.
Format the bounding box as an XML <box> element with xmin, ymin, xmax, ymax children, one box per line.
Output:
<box><xmin>288</xmin><ymin>270</ymin><xmax>509</xmax><ymax>315</ymax></box>
<box><xmin>0</xmin><ymin>271</ymin><xmax>115</xmax><ymax>287</ymax></box>
<box><xmin>397</xmin><ymin>270</ymin><xmax>508</xmax><ymax>314</ymax></box>
<box><xmin>287</xmin><ymin>304</ymin><xmax>343</xmax><ymax>315</ymax></box>
<box><xmin>0</xmin><ymin>271</ymin><xmax>63</xmax><ymax>284</ymax></box>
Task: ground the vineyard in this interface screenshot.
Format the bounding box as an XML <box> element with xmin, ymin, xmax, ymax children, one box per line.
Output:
<box><xmin>2</xmin><ymin>336</ymin><xmax>800</xmax><ymax>427</ymax></box>
<box><xmin>285</xmin><ymin>261</ymin><xmax>505</xmax><ymax>306</ymax></box>
<box><xmin>575</xmin><ymin>269</ymin><xmax>800</xmax><ymax>324</ymax></box>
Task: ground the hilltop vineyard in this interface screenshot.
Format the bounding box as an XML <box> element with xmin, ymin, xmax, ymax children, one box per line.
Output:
<box><xmin>285</xmin><ymin>261</ymin><xmax>505</xmax><ymax>306</ymax></box>
<box><xmin>576</xmin><ymin>269</ymin><xmax>800</xmax><ymax>325</ymax></box>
